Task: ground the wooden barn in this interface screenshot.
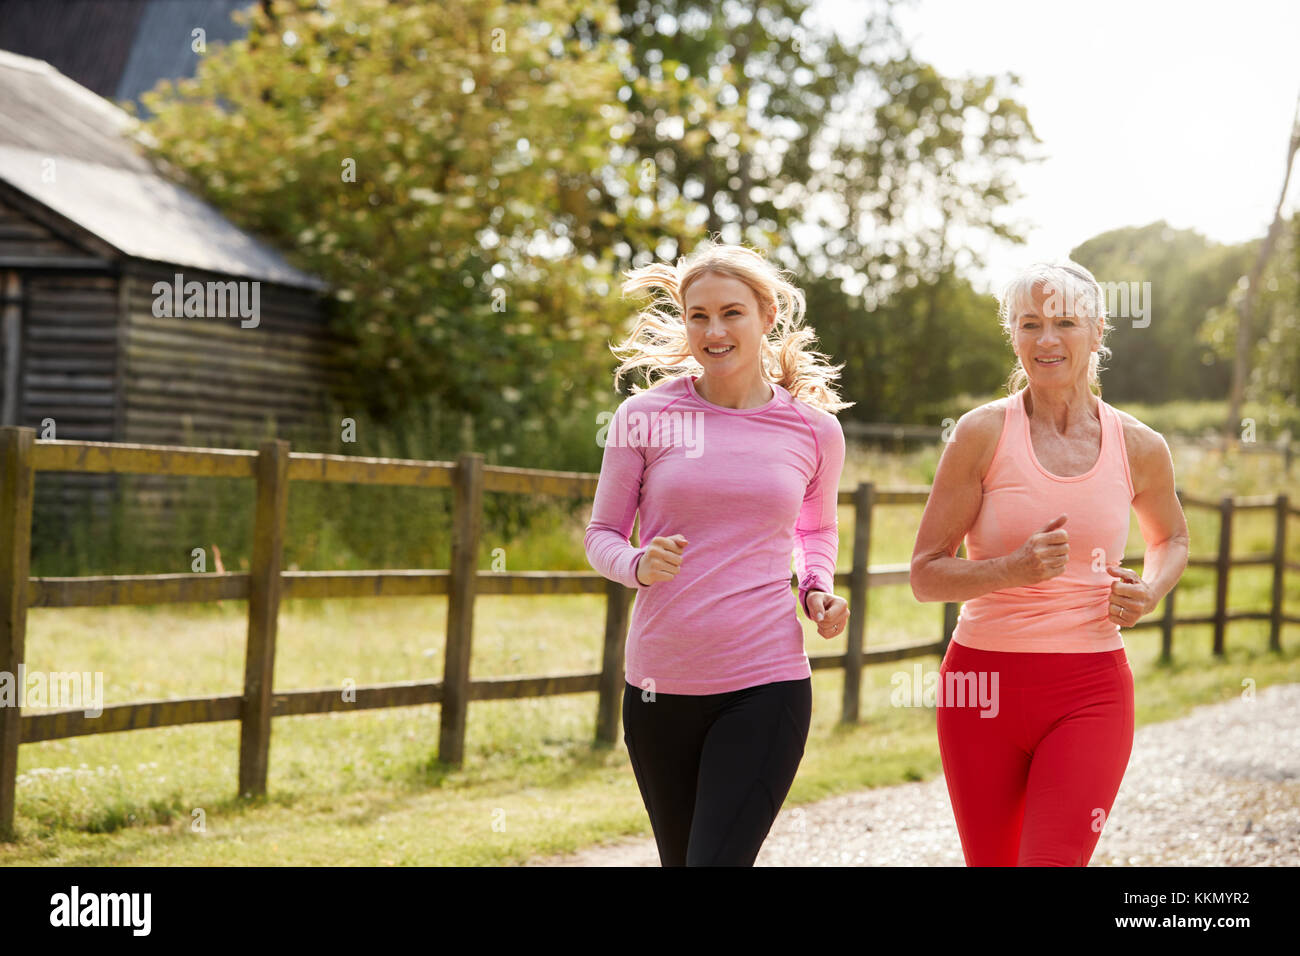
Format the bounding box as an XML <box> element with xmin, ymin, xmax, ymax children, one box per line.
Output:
<box><xmin>0</xmin><ymin>48</ymin><xmax>355</xmax><ymax>551</ymax></box>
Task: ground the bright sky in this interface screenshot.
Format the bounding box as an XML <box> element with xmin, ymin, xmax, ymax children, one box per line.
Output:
<box><xmin>806</xmin><ymin>0</ymin><xmax>1300</xmax><ymax>289</ymax></box>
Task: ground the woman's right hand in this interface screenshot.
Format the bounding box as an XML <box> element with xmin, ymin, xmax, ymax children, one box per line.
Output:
<box><xmin>1007</xmin><ymin>513</ymin><xmax>1069</xmax><ymax>586</ymax></box>
<box><xmin>635</xmin><ymin>534</ymin><xmax>689</xmax><ymax>586</ymax></box>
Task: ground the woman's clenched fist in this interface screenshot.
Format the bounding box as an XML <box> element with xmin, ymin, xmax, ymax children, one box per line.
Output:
<box><xmin>635</xmin><ymin>534</ymin><xmax>689</xmax><ymax>586</ymax></box>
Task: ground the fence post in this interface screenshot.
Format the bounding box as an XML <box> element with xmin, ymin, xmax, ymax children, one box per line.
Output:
<box><xmin>1271</xmin><ymin>493</ymin><xmax>1288</xmax><ymax>653</ymax></box>
<box><xmin>941</xmin><ymin>601</ymin><xmax>958</xmax><ymax>657</ymax></box>
<box><xmin>1160</xmin><ymin>489</ymin><xmax>1184</xmax><ymax>663</ymax></box>
<box><xmin>939</xmin><ymin>542</ymin><xmax>964</xmax><ymax>660</ymax></box>
<box><xmin>440</xmin><ymin>452</ymin><xmax>484</xmax><ymax>766</ymax></box>
<box><xmin>1213</xmin><ymin>495</ymin><xmax>1233</xmax><ymax>657</ymax></box>
<box><xmin>841</xmin><ymin>482</ymin><xmax>872</xmax><ymax>724</ymax></box>
<box><xmin>595</xmin><ymin>579</ymin><xmax>631</xmax><ymax>745</ymax></box>
<box><xmin>1160</xmin><ymin>581</ymin><xmax>1176</xmax><ymax>663</ymax></box>
<box><xmin>0</xmin><ymin>427</ymin><xmax>34</xmax><ymax>841</ymax></box>
<box><xmin>237</xmin><ymin>439</ymin><xmax>289</xmax><ymax>799</ymax></box>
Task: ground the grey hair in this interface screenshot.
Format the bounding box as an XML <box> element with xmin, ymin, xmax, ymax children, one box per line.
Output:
<box><xmin>997</xmin><ymin>260</ymin><xmax>1112</xmax><ymax>395</ymax></box>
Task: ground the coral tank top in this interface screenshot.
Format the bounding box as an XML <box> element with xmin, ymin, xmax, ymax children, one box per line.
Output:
<box><xmin>952</xmin><ymin>387</ymin><xmax>1136</xmax><ymax>653</ymax></box>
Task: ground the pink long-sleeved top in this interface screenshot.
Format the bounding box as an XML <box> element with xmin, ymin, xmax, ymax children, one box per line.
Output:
<box><xmin>584</xmin><ymin>374</ymin><xmax>846</xmax><ymax>695</ymax></box>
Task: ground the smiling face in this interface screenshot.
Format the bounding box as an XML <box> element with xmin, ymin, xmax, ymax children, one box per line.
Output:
<box><xmin>682</xmin><ymin>272</ymin><xmax>774</xmax><ymax>379</ymax></box>
<box><xmin>1012</xmin><ymin>278</ymin><xmax>1103</xmax><ymax>387</ymax></box>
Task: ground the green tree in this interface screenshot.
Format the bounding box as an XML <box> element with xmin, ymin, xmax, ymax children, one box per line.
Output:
<box><xmin>138</xmin><ymin>0</ymin><xmax>698</xmax><ymax>466</ymax></box>
<box><xmin>1202</xmin><ymin>213</ymin><xmax>1300</xmax><ymax>415</ymax></box>
<box><xmin>136</xmin><ymin>0</ymin><xmax>1038</xmax><ymax>452</ymax></box>
<box><xmin>597</xmin><ymin>0</ymin><xmax>1040</xmax><ymax>421</ymax></box>
<box><xmin>1071</xmin><ymin>222</ymin><xmax>1252</xmax><ymax>404</ymax></box>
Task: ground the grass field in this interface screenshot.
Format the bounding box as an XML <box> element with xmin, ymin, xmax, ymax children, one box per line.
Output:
<box><xmin>2</xmin><ymin>435</ymin><xmax>1298</xmax><ymax>865</ymax></box>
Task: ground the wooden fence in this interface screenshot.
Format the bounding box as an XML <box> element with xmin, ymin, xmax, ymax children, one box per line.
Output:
<box><xmin>0</xmin><ymin>425</ymin><xmax>1297</xmax><ymax>839</ymax></box>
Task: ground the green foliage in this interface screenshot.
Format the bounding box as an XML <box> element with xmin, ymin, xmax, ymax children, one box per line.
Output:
<box><xmin>811</xmin><ymin>267</ymin><xmax>1010</xmax><ymax>423</ymax></box>
<box><xmin>132</xmin><ymin>0</ymin><xmax>1040</xmax><ymax>442</ymax></box>
<box><xmin>1071</xmin><ymin>221</ymin><xmax>1255</xmax><ymax>404</ymax></box>
<box><xmin>1201</xmin><ymin>214</ymin><xmax>1300</xmax><ymax>410</ymax></box>
<box><xmin>1109</xmin><ymin>398</ymin><xmax>1300</xmax><ymax>444</ymax></box>
<box><xmin>137</xmin><ymin>0</ymin><xmax>698</xmax><ymax>451</ymax></box>
<box><xmin>608</xmin><ymin>2</ymin><xmax>1039</xmax><ymax>282</ymax></box>
<box><xmin>606</xmin><ymin>2</ymin><xmax>1040</xmax><ymax>423</ymax></box>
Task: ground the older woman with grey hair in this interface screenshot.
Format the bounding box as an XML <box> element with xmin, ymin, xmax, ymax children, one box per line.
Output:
<box><xmin>910</xmin><ymin>260</ymin><xmax>1189</xmax><ymax>866</ymax></box>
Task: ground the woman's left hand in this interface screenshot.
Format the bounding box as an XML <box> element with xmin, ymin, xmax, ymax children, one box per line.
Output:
<box><xmin>1105</xmin><ymin>565</ymin><xmax>1154</xmax><ymax>628</ymax></box>
<box><xmin>806</xmin><ymin>591</ymin><xmax>849</xmax><ymax>639</ymax></box>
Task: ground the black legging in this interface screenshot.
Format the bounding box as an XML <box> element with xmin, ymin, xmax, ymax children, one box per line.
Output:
<box><xmin>621</xmin><ymin>677</ymin><xmax>812</xmax><ymax>866</ymax></box>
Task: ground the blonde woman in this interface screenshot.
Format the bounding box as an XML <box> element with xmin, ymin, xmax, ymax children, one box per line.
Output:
<box><xmin>910</xmin><ymin>261</ymin><xmax>1189</xmax><ymax>866</ymax></box>
<box><xmin>584</xmin><ymin>238</ymin><xmax>850</xmax><ymax>866</ymax></box>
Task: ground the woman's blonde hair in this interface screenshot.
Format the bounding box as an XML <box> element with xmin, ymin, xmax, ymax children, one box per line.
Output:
<box><xmin>610</xmin><ymin>237</ymin><xmax>853</xmax><ymax>413</ymax></box>
<box><xmin>998</xmin><ymin>260</ymin><xmax>1112</xmax><ymax>396</ymax></box>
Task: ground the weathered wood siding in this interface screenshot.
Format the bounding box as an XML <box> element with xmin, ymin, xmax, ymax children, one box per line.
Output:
<box><xmin>118</xmin><ymin>261</ymin><xmax>353</xmax><ymax>538</ymax></box>
<box><xmin>17</xmin><ymin>272</ymin><xmax>123</xmax><ymax>540</ymax></box>
<box><xmin>0</xmin><ymin>196</ymin><xmax>87</xmax><ymax>264</ymax></box>
<box><xmin>121</xmin><ymin>261</ymin><xmax>348</xmax><ymax>451</ymax></box>
<box><xmin>21</xmin><ymin>272</ymin><xmax>118</xmax><ymax>440</ymax></box>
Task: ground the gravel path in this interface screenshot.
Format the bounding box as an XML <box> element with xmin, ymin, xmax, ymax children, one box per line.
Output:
<box><xmin>527</xmin><ymin>682</ymin><xmax>1300</xmax><ymax>866</ymax></box>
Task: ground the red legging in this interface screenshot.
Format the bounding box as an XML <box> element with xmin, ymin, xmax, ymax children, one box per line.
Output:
<box><xmin>936</xmin><ymin>640</ymin><xmax>1135</xmax><ymax>866</ymax></box>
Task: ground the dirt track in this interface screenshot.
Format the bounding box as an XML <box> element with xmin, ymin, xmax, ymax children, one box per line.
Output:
<box><xmin>527</xmin><ymin>683</ymin><xmax>1300</xmax><ymax>866</ymax></box>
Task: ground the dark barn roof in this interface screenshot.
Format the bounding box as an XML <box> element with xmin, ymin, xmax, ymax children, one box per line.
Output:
<box><xmin>0</xmin><ymin>0</ymin><xmax>256</xmax><ymax>117</ymax></box>
<box><xmin>0</xmin><ymin>48</ymin><xmax>325</xmax><ymax>290</ymax></box>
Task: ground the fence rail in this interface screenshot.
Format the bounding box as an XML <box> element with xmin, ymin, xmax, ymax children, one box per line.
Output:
<box><xmin>1</xmin><ymin>427</ymin><xmax>1296</xmax><ymax>839</ymax></box>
